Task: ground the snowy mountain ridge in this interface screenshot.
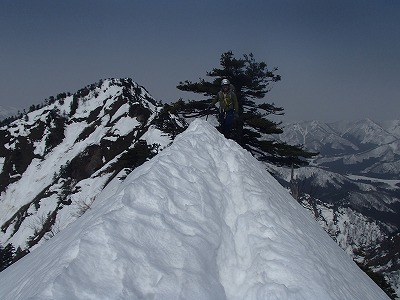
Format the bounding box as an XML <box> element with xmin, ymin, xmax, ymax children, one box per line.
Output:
<box><xmin>0</xmin><ymin>119</ymin><xmax>390</xmax><ymax>300</ymax></box>
<box><xmin>0</xmin><ymin>78</ymin><xmax>398</xmax><ymax>298</ymax></box>
<box><xmin>281</xmin><ymin>119</ymin><xmax>400</xmax><ymax>149</ymax></box>
<box><xmin>0</xmin><ymin>105</ymin><xmax>18</xmax><ymax>121</ymax></box>
<box><xmin>0</xmin><ymin>78</ymin><xmax>184</xmax><ymax>253</ymax></box>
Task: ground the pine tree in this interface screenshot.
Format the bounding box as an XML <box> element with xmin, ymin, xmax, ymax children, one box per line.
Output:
<box><xmin>0</xmin><ymin>243</ymin><xmax>15</xmax><ymax>271</ymax></box>
<box><xmin>176</xmin><ymin>51</ymin><xmax>317</xmax><ymax>167</ymax></box>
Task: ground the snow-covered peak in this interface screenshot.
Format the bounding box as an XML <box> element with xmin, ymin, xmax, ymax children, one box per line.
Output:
<box><xmin>331</xmin><ymin>119</ymin><xmax>397</xmax><ymax>145</ymax></box>
<box><xmin>0</xmin><ymin>77</ymin><xmax>180</xmax><ymax>252</ymax></box>
<box><xmin>278</xmin><ymin>119</ymin><xmax>400</xmax><ymax>178</ymax></box>
<box><xmin>0</xmin><ymin>119</ymin><xmax>389</xmax><ymax>300</ymax></box>
<box><xmin>280</xmin><ymin>120</ymin><xmax>359</xmax><ymax>152</ymax></box>
<box><xmin>379</xmin><ymin>120</ymin><xmax>400</xmax><ymax>139</ymax></box>
<box><xmin>0</xmin><ymin>105</ymin><xmax>18</xmax><ymax>121</ymax></box>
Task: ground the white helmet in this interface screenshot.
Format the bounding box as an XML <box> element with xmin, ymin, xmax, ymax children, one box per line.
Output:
<box><xmin>221</xmin><ymin>79</ymin><xmax>230</xmax><ymax>86</ymax></box>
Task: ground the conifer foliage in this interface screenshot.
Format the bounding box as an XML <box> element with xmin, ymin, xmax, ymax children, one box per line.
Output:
<box><xmin>0</xmin><ymin>243</ymin><xmax>15</xmax><ymax>271</ymax></box>
<box><xmin>176</xmin><ymin>51</ymin><xmax>316</xmax><ymax>167</ymax></box>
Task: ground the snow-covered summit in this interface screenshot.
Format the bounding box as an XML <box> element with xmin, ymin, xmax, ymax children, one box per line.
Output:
<box><xmin>0</xmin><ymin>105</ymin><xmax>18</xmax><ymax>121</ymax></box>
<box><xmin>0</xmin><ymin>119</ymin><xmax>389</xmax><ymax>300</ymax></box>
<box><xmin>0</xmin><ymin>78</ymin><xmax>182</xmax><ymax>252</ymax></box>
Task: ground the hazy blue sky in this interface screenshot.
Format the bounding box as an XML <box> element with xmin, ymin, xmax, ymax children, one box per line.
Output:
<box><xmin>1</xmin><ymin>0</ymin><xmax>399</xmax><ymax>122</ymax></box>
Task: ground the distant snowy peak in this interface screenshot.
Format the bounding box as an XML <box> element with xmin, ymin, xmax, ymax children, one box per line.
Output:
<box><xmin>0</xmin><ymin>105</ymin><xmax>18</xmax><ymax>121</ymax></box>
<box><xmin>332</xmin><ymin>119</ymin><xmax>398</xmax><ymax>145</ymax></box>
<box><xmin>7</xmin><ymin>78</ymin><xmax>163</xmax><ymax>147</ymax></box>
<box><xmin>379</xmin><ymin>120</ymin><xmax>400</xmax><ymax>139</ymax></box>
<box><xmin>279</xmin><ymin>119</ymin><xmax>400</xmax><ymax>178</ymax></box>
<box><xmin>280</xmin><ymin>120</ymin><xmax>359</xmax><ymax>152</ymax></box>
<box><xmin>282</xmin><ymin>119</ymin><xmax>400</xmax><ymax>151</ymax></box>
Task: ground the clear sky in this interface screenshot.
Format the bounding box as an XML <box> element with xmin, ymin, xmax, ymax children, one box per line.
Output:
<box><xmin>1</xmin><ymin>0</ymin><xmax>399</xmax><ymax>122</ymax></box>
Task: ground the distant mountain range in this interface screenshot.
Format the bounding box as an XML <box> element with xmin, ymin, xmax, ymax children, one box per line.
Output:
<box><xmin>0</xmin><ymin>78</ymin><xmax>398</xmax><ymax>297</ymax></box>
<box><xmin>272</xmin><ymin>119</ymin><xmax>400</xmax><ymax>295</ymax></box>
<box><xmin>278</xmin><ymin>119</ymin><xmax>400</xmax><ymax>178</ymax></box>
<box><xmin>0</xmin><ymin>106</ymin><xmax>18</xmax><ymax>121</ymax></box>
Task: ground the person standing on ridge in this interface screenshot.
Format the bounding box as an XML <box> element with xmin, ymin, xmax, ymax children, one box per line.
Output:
<box><xmin>208</xmin><ymin>79</ymin><xmax>239</xmax><ymax>138</ymax></box>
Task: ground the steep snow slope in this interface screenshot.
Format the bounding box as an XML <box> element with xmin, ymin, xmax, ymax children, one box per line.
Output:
<box><xmin>0</xmin><ymin>119</ymin><xmax>389</xmax><ymax>300</ymax></box>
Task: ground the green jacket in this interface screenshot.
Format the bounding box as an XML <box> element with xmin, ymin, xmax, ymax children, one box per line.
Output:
<box><xmin>210</xmin><ymin>89</ymin><xmax>239</xmax><ymax>112</ymax></box>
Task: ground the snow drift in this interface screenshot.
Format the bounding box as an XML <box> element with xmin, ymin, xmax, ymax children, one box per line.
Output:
<box><xmin>0</xmin><ymin>119</ymin><xmax>389</xmax><ymax>299</ymax></box>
